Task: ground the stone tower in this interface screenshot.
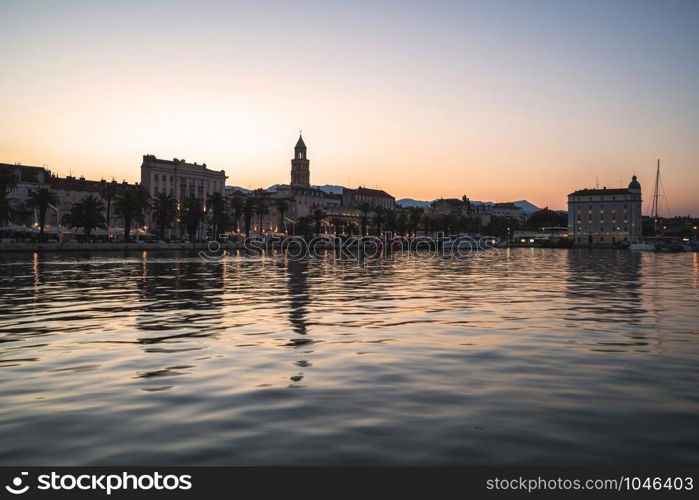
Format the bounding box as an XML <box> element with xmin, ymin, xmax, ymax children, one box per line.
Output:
<box><xmin>290</xmin><ymin>134</ymin><xmax>310</xmax><ymax>187</ymax></box>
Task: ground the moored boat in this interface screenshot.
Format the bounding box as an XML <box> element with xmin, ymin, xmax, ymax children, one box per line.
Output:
<box><xmin>629</xmin><ymin>242</ymin><xmax>656</xmax><ymax>251</ymax></box>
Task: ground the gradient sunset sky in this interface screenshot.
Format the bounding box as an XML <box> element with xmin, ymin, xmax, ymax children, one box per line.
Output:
<box><xmin>1</xmin><ymin>0</ymin><xmax>697</xmax><ymax>214</ymax></box>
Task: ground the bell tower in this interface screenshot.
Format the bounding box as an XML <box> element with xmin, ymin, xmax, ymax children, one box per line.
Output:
<box><xmin>290</xmin><ymin>133</ymin><xmax>310</xmax><ymax>187</ymax></box>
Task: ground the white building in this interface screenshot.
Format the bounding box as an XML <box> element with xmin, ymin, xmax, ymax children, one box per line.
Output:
<box><xmin>140</xmin><ymin>155</ymin><xmax>226</xmax><ymax>204</ymax></box>
<box><xmin>567</xmin><ymin>176</ymin><xmax>642</xmax><ymax>245</ymax></box>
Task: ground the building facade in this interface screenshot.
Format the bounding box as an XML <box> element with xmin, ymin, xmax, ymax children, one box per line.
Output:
<box><xmin>0</xmin><ymin>163</ymin><xmax>49</xmax><ymax>226</ymax></box>
<box><xmin>140</xmin><ymin>155</ymin><xmax>226</xmax><ymax>204</ymax></box>
<box><xmin>341</xmin><ymin>187</ymin><xmax>395</xmax><ymax>210</ymax></box>
<box><xmin>567</xmin><ymin>176</ymin><xmax>642</xmax><ymax>245</ymax></box>
<box><xmin>0</xmin><ymin>163</ymin><xmax>132</xmax><ymax>230</ymax></box>
<box><xmin>430</xmin><ymin>198</ymin><xmax>468</xmax><ymax>216</ymax></box>
<box><xmin>491</xmin><ymin>202</ymin><xmax>524</xmax><ymax>222</ymax></box>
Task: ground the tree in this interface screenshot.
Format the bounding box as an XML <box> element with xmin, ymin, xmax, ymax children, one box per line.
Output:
<box><xmin>253</xmin><ymin>190</ymin><xmax>269</xmax><ymax>235</ymax></box>
<box><xmin>330</xmin><ymin>216</ymin><xmax>344</xmax><ymax>237</ymax></box>
<box><xmin>25</xmin><ymin>188</ymin><xmax>58</xmax><ymax>241</ymax></box>
<box><xmin>114</xmin><ymin>186</ymin><xmax>151</xmax><ymax>242</ymax></box>
<box><xmin>296</xmin><ymin>215</ymin><xmax>313</xmax><ymax>240</ymax></box>
<box><xmin>242</xmin><ymin>196</ymin><xmax>256</xmax><ymax>237</ymax></box>
<box><xmin>207</xmin><ymin>191</ymin><xmax>227</xmax><ymax>240</ymax></box>
<box><xmin>180</xmin><ymin>196</ymin><xmax>205</xmax><ymax>242</ymax></box>
<box><xmin>384</xmin><ymin>208</ymin><xmax>397</xmax><ymax>235</ymax></box>
<box><xmin>100</xmin><ymin>180</ymin><xmax>118</xmax><ymax>228</ymax></box>
<box><xmin>527</xmin><ymin>208</ymin><xmax>567</xmax><ymax>229</ymax></box>
<box><xmin>311</xmin><ymin>206</ymin><xmax>326</xmax><ymax>236</ymax></box>
<box><xmin>0</xmin><ymin>166</ymin><xmax>18</xmax><ymax>225</ymax></box>
<box><xmin>274</xmin><ymin>198</ymin><xmax>289</xmax><ymax>233</ymax></box>
<box><xmin>408</xmin><ymin>207</ymin><xmax>423</xmax><ymax>236</ymax></box>
<box><xmin>61</xmin><ymin>195</ymin><xmax>106</xmax><ymax>239</ymax></box>
<box><xmin>228</xmin><ymin>192</ymin><xmax>246</xmax><ymax>233</ymax></box>
<box><xmin>372</xmin><ymin>205</ymin><xmax>386</xmax><ymax>235</ymax></box>
<box><xmin>397</xmin><ymin>210</ymin><xmax>408</xmax><ymax>236</ymax></box>
<box><xmin>357</xmin><ymin>202</ymin><xmax>373</xmax><ymax>236</ymax></box>
<box><xmin>152</xmin><ymin>191</ymin><xmax>177</xmax><ymax>241</ymax></box>
<box><xmin>485</xmin><ymin>216</ymin><xmax>516</xmax><ymax>239</ymax></box>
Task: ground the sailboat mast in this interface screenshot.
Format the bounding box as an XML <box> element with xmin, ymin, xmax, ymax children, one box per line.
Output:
<box><xmin>652</xmin><ymin>159</ymin><xmax>660</xmax><ymax>234</ymax></box>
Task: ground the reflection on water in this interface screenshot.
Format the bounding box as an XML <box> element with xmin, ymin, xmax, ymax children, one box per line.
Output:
<box><xmin>0</xmin><ymin>249</ymin><xmax>698</xmax><ymax>465</ymax></box>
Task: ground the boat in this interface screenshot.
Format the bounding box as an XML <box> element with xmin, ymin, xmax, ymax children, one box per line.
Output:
<box><xmin>629</xmin><ymin>242</ymin><xmax>656</xmax><ymax>251</ymax></box>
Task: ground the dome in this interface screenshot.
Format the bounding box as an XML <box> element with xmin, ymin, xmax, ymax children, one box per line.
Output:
<box><xmin>628</xmin><ymin>175</ymin><xmax>641</xmax><ymax>191</ymax></box>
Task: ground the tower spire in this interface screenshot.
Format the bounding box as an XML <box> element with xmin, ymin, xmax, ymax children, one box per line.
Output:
<box><xmin>291</xmin><ymin>133</ymin><xmax>310</xmax><ymax>187</ymax></box>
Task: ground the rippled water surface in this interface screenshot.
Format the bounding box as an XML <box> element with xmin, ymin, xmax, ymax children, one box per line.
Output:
<box><xmin>1</xmin><ymin>249</ymin><xmax>698</xmax><ymax>465</ymax></box>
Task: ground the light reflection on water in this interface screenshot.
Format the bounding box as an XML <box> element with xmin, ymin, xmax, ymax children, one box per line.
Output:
<box><xmin>0</xmin><ymin>249</ymin><xmax>698</xmax><ymax>465</ymax></box>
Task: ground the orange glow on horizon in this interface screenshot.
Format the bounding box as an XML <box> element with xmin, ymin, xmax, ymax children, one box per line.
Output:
<box><xmin>1</xmin><ymin>1</ymin><xmax>697</xmax><ymax>215</ymax></box>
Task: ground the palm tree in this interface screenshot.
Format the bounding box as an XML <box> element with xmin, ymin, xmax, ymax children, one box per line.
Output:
<box><xmin>25</xmin><ymin>188</ymin><xmax>58</xmax><ymax>241</ymax></box>
<box><xmin>357</xmin><ymin>202</ymin><xmax>373</xmax><ymax>236</ymax></box>
<box><xmin>274</xmin><ymin>198</ymin><xmax>289</xmax><ymax>233</ymax></box>
<box><xmin>114</xmin><ymin>186</ymin><xmax>151</xmax><ymax>242</ymax></box>
<box><xmin>255</xmin><ymin>198</ymin><xmax>269</xmax><ymax>235</ymax></box>
<box><xmin>180</xmin><ymin>196</ymin><xmax>205</xmax><ymax>242</ymax></box>
<box><xmin>242</xmin><ymin>196</ymin><xmax>256</xmax><ymax>237</ymax></box>
<box><xmin>330</xmin><ymin>216</ymin><xmax>344</xmax><ymax>237</ymax></box>
<box><xmin>228</xmin><ymin>192</ymin><xmax>246</xmax><ymax>233</ymax></box>
<box><xmin>60</xmin><ymin>195</ymin><xmax>106</xmax><ymax>239</ymax></box>
<box><xmin>408</xmin><ymin>207</ymin><xmax>423</xmax><ymax>236</ymax></box>
<box><xmin>311</xmin><ymin>206</ymin><xmax>326</xmax><ymax>236</ymax></box>
<box><xmin>100</xmin><ymin>180</ymin><xmax>118</xmax><ymax>228</ymax></box>
<box><xmin>384</xmin><ymin>208</ymin><xmax>397</xmax><ymax>235</ymax></box>
<box><xmin>372</xmin><ymin>205</ymin><xmax>386</xmax><ymax>235</ymax></box>
<box><xmin>152</xmin><ymin>192</ymin><xmax>177</xmax><ymax>241</ymax></box>
<box><xmin>0</xmin><ymin>166</ymin><xmax>18</xmax><ymax>225</ymax></box>
<box><xmin>296</xmin><ymin>215</ymin><xmax>313</xmax><ymax>240</ymax></box>
<box><xmin>397</xmin><ymin>210</ymin><xmax>408</xmax><ymax>236</ymax></box>
<box><xmin>207</xmin><ymin>191</ymin><xmax>227</xmax><ymax>240</ymax></box>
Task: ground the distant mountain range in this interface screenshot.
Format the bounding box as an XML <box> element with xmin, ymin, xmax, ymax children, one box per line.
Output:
<box><xmin>246</xmin><ymin>184</ymin><xmax>346</xmax><ymax>194</ymax></box>
<box><xmin>397</xmin><ymin>198</ymin><xmax>542</xmax><ymax>214</ymax></box>
<box><xmin>396</xmin><ymin>198</ymin><xmax>432</xmax><ymax>208</ymax></box>
<box><xmin>225</xmin><ymin>185</ymin><xmax>252</xmax><ymax>194</ymax></box>
<box><xmin>228</xmin><ymin>185</ymin><xmax>544</xmax><ymax>214</ymax></box>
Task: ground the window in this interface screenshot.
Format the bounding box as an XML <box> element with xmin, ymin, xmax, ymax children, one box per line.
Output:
<box><xmin>154</xmin><ymin>174</ymin><xmax>159</xmax><ymax>181</ymax></box>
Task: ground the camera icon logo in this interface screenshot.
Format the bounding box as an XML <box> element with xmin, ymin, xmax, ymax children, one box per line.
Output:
<box><xmin>5</xmin><ymin>472</ymin><xmax>29</xmax><ymax>495</ymax></box>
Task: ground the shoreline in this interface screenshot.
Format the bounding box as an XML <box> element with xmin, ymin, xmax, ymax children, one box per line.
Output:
<box><xmin>0</xmin><ymin>242</ymin><xmax>246</xmax><ymax>253</ymax></box>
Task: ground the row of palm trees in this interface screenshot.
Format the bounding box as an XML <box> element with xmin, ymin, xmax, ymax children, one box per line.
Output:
<box><xmin>2</xmin><ymin>182</ymin><xmax>212</xmax><ymax>242</ymax></box>
<box><xmin>3</xmin><ymin>168</ymin><xmax>499</xmax><ymax>242</ymax></box>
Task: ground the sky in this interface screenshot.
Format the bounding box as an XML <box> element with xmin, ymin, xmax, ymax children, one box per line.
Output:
<box><xmin>1</xmin><ymin>0</ymin><xmax>697</xmax><ymax>215</ymax></box>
